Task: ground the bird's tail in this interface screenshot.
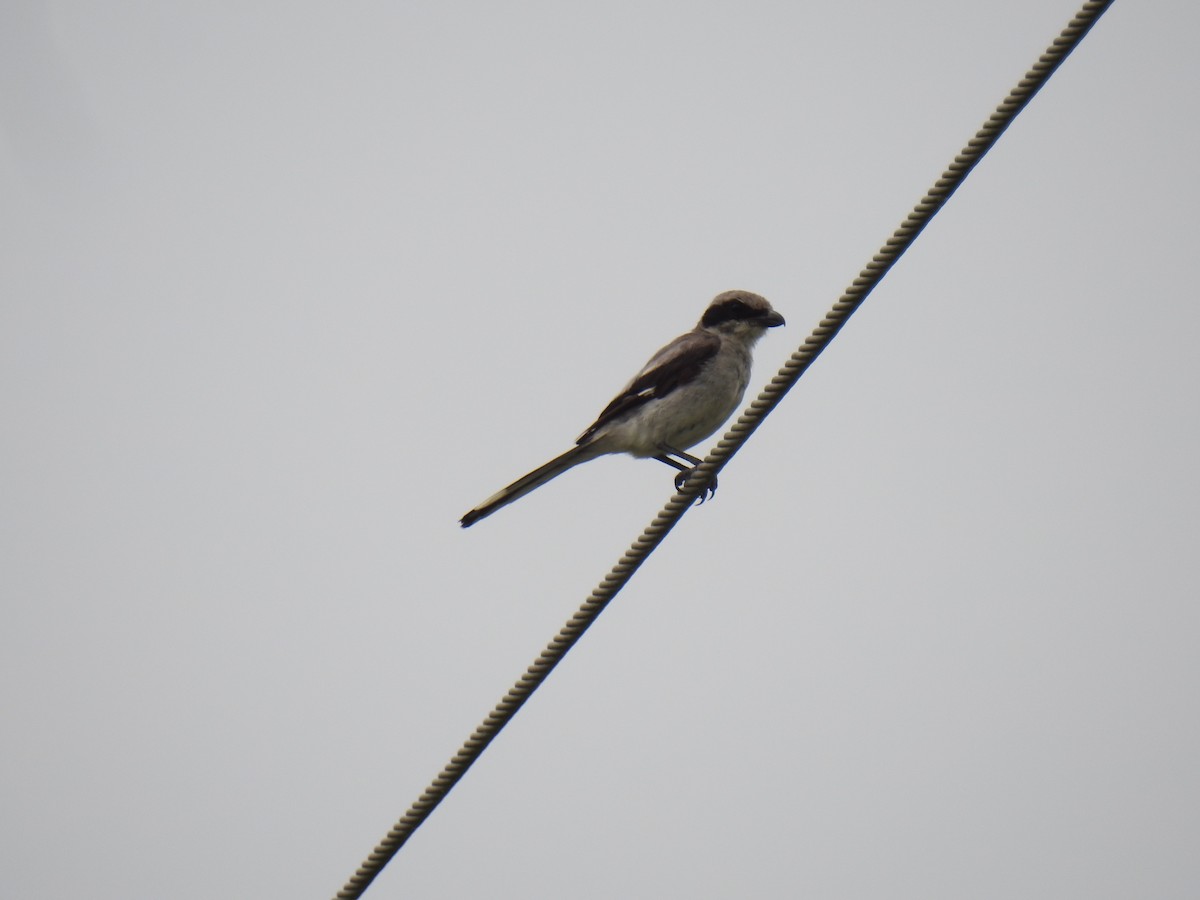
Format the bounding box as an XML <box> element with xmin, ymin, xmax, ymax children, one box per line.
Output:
<box><xmin>460</xmin><ymin>443</ymin><xmax>603</xmax><ymax>528</ymax></box>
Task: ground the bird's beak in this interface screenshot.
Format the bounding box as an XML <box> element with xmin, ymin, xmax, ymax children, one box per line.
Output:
<box><xmin>764</xmin><ymin>311</ymin><xmax>785</xmax><ymax>328</ymax></box>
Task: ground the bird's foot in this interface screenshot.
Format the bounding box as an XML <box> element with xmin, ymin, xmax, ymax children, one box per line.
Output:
<box><xmin>674</xmin><ymin>468</ymin><xmax>718</xmax><ymax>504</ymax></box>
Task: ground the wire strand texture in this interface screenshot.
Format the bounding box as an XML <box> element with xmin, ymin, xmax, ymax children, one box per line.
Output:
<box><xmin>334</xmin><ymin>2</ymin><xmax>1115</xmax><ymax>896</ymax></box>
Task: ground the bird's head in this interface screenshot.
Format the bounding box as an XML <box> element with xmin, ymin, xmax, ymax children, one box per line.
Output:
<box><xmin>700</xmin><ymin>290</ymin><xmax>785</xmax><ymax>339</ymax></box>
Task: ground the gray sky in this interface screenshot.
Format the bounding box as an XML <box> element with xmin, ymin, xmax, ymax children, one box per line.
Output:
<box><xmin>4</xmin><ymin>2</ymin><xmax>1198</xmax><ymax>898</ymax></box>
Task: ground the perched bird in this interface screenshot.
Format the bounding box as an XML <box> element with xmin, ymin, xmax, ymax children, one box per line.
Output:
<box><xmin>460</xmin><ymin>290</ymin><xmax>784</xmax><ymax>527</ymax></box>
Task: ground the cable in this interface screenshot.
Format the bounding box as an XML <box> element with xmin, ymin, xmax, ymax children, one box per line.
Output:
<box><xmin>333</xmin><ymin>2</ymin><xmax>1115</xmax><ymax>896</ymax></box>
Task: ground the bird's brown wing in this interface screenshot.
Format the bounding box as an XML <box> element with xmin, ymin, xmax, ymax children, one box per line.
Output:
<box><xmin>576</xmin><ymin>330</ymin><xmax>720</xmax><ymax>445</ymax></box>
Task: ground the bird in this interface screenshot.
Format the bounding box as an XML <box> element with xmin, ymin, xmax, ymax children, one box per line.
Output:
<box><xmin>460</xmin><ymin>290</ymin><xmax>784</xmax><ymax>527</ymax></box>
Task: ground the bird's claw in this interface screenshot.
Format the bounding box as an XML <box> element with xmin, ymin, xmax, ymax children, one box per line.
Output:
<box><xmin>675</xmin><ymin>469</ymin><xmax>718</xmax><ymax>505</ymax></box>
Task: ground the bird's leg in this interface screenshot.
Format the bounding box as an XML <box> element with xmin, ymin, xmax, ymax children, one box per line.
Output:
<box><xmin>654</xmin><ymin>445</ymin><xmax>717</xmax><ymax>503</ymax></box>
<box><xmin>651</xmin><ymin>452</ymin><xmax>695</xmax><ymax>493</ymax></box>
<box><xmin>652</xmin><ymin>453</ymin><xmax>691</xmax><ymax>473</ymax></box>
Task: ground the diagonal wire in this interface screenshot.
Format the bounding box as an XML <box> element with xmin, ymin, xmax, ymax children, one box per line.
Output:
<box><xmin>334</xmin><ymin>2</ymin><xmax>1115</xmax><ymax>896</ymax></box>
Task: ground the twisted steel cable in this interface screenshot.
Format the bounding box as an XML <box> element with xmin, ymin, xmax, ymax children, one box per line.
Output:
<box><xmin>334</xmin><ymin>2</ymin><xmax>1115</xmax><ymax>896</ymax></box>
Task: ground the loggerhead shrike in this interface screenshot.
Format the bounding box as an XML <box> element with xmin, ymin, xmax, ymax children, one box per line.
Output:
<box><xmin>460</xmin><ymin>290</ymin><xmax>784</xmax><ymax>527</ymax></box>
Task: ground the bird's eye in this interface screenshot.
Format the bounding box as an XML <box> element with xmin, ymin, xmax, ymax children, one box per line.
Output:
<box><xmin>702</xmin><ymin>298</ymin><xmax>759</xmax><ymax>327</ymax></box>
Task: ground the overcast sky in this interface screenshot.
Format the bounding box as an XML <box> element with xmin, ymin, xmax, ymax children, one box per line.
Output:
<box><xmin>4</xmin><ymin>2</ymin><xmax>1198</xmax><ymax>898</ymax></box>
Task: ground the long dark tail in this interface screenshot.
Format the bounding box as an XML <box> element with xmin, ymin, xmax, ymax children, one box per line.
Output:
<box><xmin>460</xmin><ymin>444</ymin><xmax>602</xmax><ymax>528</ymax></box>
